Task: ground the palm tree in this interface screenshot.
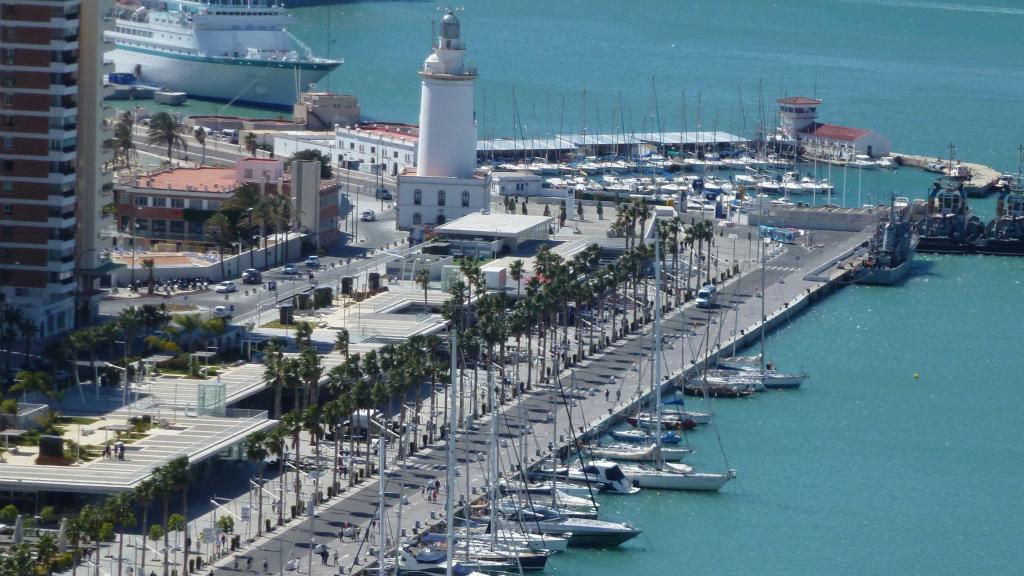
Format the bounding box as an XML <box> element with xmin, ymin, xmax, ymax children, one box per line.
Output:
<box><xmin>279</xmin><ymin>411</ymin><xmax>304</xmax><ymax>513</ymax></box>
<box><xmin>10</xmin><ymin>370</ymin><xmax>51</xmax><ymax>401</ymax></box>
<box><xmin>75</xmin><ymin>504</ymin><xmax>106</xmax><ymax>576</ymax></box>
<box><xmin>165</xmin><ymin>314</ymin><xmax>205</xmax><ymax>354</ymax></box>
<box><xmin>334</xmin><ymin>328</ymin><xmax>349</xmax><ymax>359</ymax></box>
<box><xmin>294</xmin><ymin>321</ymin><xmax>313</xmax><ymax>352</ymax></box>
<box><xmin>114</xmin><ymin>120</ymin><xmax>135</xmax><ymax>169</ymax></box>
<box><xmin>243</xmin><ymin>430</ymin><xmax>269</xmax><ymax>536</ymax></box>
<box><xmin>118</xmin><ymin>307</ymin><xmax>143</xmax><ymax>356</ymax></box>
<box><xmin>205</xmin><ymin>212</ymin><xmax>234</xmax><ymax>278</ymax></box>
<box><xmin>243</xmin><ymin>132</ymin><xmax>259</xmax><ymax>157</ymax></box>
<box><xmin>133</xmin><ymin>478</ymin><xmax>157</xmax><ymax>576</ymax></box>
<box><xmin>159</xmin><ymin>456</ymin><xmax>190</xmax><ymax>576</ymax></box>
<box><xmin>321</xmin><ymin>397</ymin><xmax>348</xmax><ymax>495</ymax></box>
<box><xmin>263</xmin><ymin>425</ymin><xmax>288</xmax><ymax>526</ymax></box>
<box><xmin>509</xmin><ymin>259</ymin><xmax>524</xmax><ymax>297</ymax></box>
<box><xmin>141</xmin><ymin>258</ymin><xmax>156</xmax><ymax>295</ymax></box>
<box><xmin>104</xmin><ymin>493</ymin><xmax>135</xmax><ymax>576</ymax></box>
<box><xmin>298</xmin><ymin>346</ymin><xmax>323</xmax><ymax>408</ymax></box>
<box><xmin>415</xmin><ymin>268</ymin><xmax>430</xmax><ymax>309</ymax></box>
<box><xmin>193</xmin><ymin>127</ymin><xmax>207</xmax><ymax>166</ymax></box>
<box><xmin>76</xmin><ymin>328</ymin><xmax>102</xmax><ymax>392</ymax></box>
<box><xmin>146</xmin><ymin>112</ymin><xmax>188</xmax><ymax>164</ymax></box>
<box><xmin>263</xmin><ymin>338</ymin><xmax>286</xmax><ymax>418</ymax></box>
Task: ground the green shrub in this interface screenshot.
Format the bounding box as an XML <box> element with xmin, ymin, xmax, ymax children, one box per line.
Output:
<box><xmin>0</xmin><ymin>504</ymin><xmax>18</xmax><ymax>523</ymax></box>
<box><xmin>1</xmin><ymin>398</ymin><xmax>17</xmax><ymax>415</ymax></box>
<box><xmin>99</xmin><ymin>522</ymin><xmax>115</xmax><ymax>542</ymax></box>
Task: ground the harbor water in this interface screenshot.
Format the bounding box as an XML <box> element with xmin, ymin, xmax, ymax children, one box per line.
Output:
<box><xmin>125</xmin><ymin>2</ymin><xmax>1023</xmax><ymax>571</ymax></box>
<box><xmin>309</xmin><ymin>1</ymin><xmax>1020</xmax><ymax>573</ymax></box>
<box><xmin>565</xmin><ymin>253</ymin><xmax>1024</xmax><ymax>575</ymax></box>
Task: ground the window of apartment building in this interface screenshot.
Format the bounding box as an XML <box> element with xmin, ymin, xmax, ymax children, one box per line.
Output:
<box><xmin>413</xmin><ymin>212</ymin><xmax>421</xmax><ymax>225</ymax></box>
<box><xmin>152</xmin><ymin>197</ymin><xmax>166</xmax><ymax>207</ymax></box>
<box><xmin>151</xmin><ymin>219</ymin><xmax>166</xmax><ymax>235</ymax></box>
<box><xmin>207</xmin><ymin>200</ymin><xmax>221</xmax><ymax>210</ymax></box>
<box><xmin>462</xmin><ymin>191</ymin><xmax>470</xmax><ymax>207</ymax></box>
<box><xmin>437</xmin><ymin>190</ymin><xmax>445</xmax><ymax>206</ymax></box>
<box><xmin>2</xmin><ymin>204</ymin><xmax>12</xmax><ymax>215</ymax></box>
<box><xmin>188</xmin><ymin>199</ymin><xmax>203</xmax><ymax>209</ymax></box>
<box><xmin>170</xmin><ymin>198</ymin><xmax>185</xmax><ymax>208</ymax></box>
<box><xmin>0</xmin><ymin>116</ymin><xmax>11</xmax><ymax>128</ymax></box>
<box><xmin>349</xmin><ymin>142</ymin><xmax>354</xmax><ymax>150</ymax></box>
<box><xmin>1</xmin><ymin>93</ymin><xmax>12</xmax><ymax>106</ymax></box>
<box><xmin>120</xmin><ymin>216</ymin><xmax>130</xmax><ymax>230</ymax></box>
<box><xmin>2</xmin><ymin>49</ymin><xmax>13</xmax><ymax>65</ymax></box>
<box><xmin>3</xmin><ymin>27</ymin><xmax>15</xmax><ymax>42</ymax></box>
<box><xmin>3</xmin><ymin>137</ymin><xmax>12</xmax><ymax>151</ymax></box>
<box><xmin>437</xmin><ymin>214</ymin><xmax>446</xmax><ymax>225</ymax></box>
<box><xmin>169</xmin><ymin>221</ymin><xmax>184</xmax><ymax>235</ymax></box>
<box><xmin>370</xmin><ymin>146</ymin><xmax>375</xmax><ymax>154</ymax></box>
<box><xmin>2</xmin><ymin>181</ymin><xmax>11</xmax><ymax>194</ymax></box>
<box><xmin>134</xmin><ymin>218</ymin><xmax>148</xmax><ymax>232</ymax></box>
<box><xmin>244</xmin><ymin>169</ymin><xmax>253</xmax><ymax>179</ymax></box>
<box><xmin>134</xmin><ymin>196</ymin><xmax>149</xmax><ymax>207</ymax></box>
<box><xmin>393</xmin><ymin>151</ymin><xmax>399</xmax><ymax>159</ymax></box>
<box><xmin>413</xmin><ymin>189</ymin><xmax>422</xmax><ymax>205</ymax></box>
<box><xmin>189</xmin><ymin>221</ymin><xmax>203</xmax><ymax>237</ymax></box>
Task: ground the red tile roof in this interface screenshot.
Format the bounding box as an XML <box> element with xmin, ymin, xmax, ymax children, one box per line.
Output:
<box><xmin>777</xmin><ymin>96</ymin><xmax>822</xmax><ymax>106</ymax></box>
<box><xmin>799</xmin><ymin>122</ymin><xmax>870</xmax><ymax>142</ymax></box>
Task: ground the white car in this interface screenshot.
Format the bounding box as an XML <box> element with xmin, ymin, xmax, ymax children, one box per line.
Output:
<box><xmin>360</xmin><ymin>210</ymin><xmax>376</xmax><ymax>222</ymax></box>
<box><xmin>213</xmin><ymin>305</ymin><xmax>231</xmax><ymax>318</ymax></box>
<box><xmin>214</xmin><ymin>281</ymin><xmax>237</xmax><ymax>293</ymax></box>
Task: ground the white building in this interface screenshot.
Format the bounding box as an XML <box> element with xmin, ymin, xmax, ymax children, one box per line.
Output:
<box><xmin>778</xmin><ymin>96</ymin><xmax>891</xmax><ymax>159</ymax></box>
<box><xmin>396</xmin><ymin>10</ymin><xmax>489</xmax><ymax>231</ymax></box>
<box><xmin>489</xmin><ymin>171</ymin><xmax>543</xmax><ymax>197</ymax></box>
<box><xmin>335</xmin><ymin>123</ymin><xmax>418</xmax><ymax>176</ymax></box>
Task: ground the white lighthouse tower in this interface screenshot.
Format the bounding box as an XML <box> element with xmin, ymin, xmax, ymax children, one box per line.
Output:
<box><xmin>416</xmin><ymin>10</ymin><xmax>477</xmax><ymax>178</ymax></box>
<box><xmin>396</xmin><ymin>10</ymin><xmax>490</xmax><ymax>233</ymax></box>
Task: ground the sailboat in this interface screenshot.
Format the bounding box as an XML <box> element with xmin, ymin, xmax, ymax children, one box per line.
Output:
<box><xmin>620</xmin><ymin>238</ymin><xmax>736</xmax><ymax>491</ymax></box>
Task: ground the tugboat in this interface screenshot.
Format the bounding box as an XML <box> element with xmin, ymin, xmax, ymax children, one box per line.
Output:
<box><xmin>976</xmin><ymin>174</ymin><xmax>1024</xmax><ymax>255</ymax></box>
<box><xmin>857</xmin><ymin>196</ymin><xmax>918</xmax><ymax>285</ymax></box>
<box><xmin>915</xmin><ymin>175</ymin><xmax>983</xmax><ymax>254</ymax></box>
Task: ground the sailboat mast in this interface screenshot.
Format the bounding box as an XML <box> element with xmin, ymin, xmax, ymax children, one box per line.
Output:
<box><xmin>488</xmin><ymin>367</ymin><xmax>498</xmax><ymax>550</ymax></box>
<box><xmin>653</xmin><ymin>233</ymin><xmax>664</xmax><ymax>466</ymax></box>
<box><xmin>445</xmin><ymin>329</ymin><xmax>458</xmax><ymax>576</ymax></box>
<box><xmin>760</xmin><ymin>230</ymin><xmax>767</xmax><ymax>376</ymax></box>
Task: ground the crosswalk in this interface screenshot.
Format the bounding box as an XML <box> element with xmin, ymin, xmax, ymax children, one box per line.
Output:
<box><xmin>765</xmin><ymin>265</ymin><xmax>799</xmax><ymax>272</ymax></box>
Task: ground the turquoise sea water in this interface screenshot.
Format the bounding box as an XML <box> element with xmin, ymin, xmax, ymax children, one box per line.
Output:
<box><xmin>564</xmin><ymin>254</ymin><xmax>1024</xmax><ymax>575</ymax></box>
<box><xmin>285</xmin><ymin>1</ymin><xmax>1024</xmax><ymax>573</ymax></box>
<box><xmin>289</xmin><ymin>2</ymin><xmax>1024</xmax><ymax>574</ymax></box>
<box><xmin>131</xmin><ymin>3</ymin><xmax>1023</xmax><ymax>571</ymax></box>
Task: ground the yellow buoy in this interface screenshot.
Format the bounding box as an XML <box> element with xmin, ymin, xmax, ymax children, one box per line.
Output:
<box><xmin>913</xmin><ymin>373</ymin><xmax>920</xmax><ymax>380</ymax></box>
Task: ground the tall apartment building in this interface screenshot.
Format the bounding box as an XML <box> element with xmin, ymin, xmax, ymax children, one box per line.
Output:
<box><xmin>0</xmin><ymin>0</ymin><xmax>115</xmax><ymax>339</ymax></box>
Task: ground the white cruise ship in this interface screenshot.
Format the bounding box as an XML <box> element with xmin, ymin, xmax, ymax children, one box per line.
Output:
<box><xmin>107</xmin><ymin>0</ymin><xmax>341</xmax><ymax>108</ymax></box>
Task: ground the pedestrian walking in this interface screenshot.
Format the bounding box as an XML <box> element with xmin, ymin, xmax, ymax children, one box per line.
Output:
<box><xmin>234</xmin><ymin>557</ymin><xmax>239</xmax><ymax>570</ymax></box>
<box><xmin>605</xmin><ymin>389</ymin><xmax>610</xmax><ymax>401</ymax></box>
<box><xmin>431</xmin><ymin>487</ymin><xmax>439</xmax><ymax>502</ymax></box>
<box><xmin>247</xmin><ymin>557</ymin><xmax>253</xmax><ymax>571</ymax></box>
<box><xmin>616</xmin><ymin>389</ymin><xmax>621</xmax><ymax>402</ymax></box>
<box><xmin>333</xmin><ymin>549</ymin><xmax>339</xmax><ymax>566</ymax></box>
<box><xmin>320</xmin><ymin>549</ymin><xmax>328</xmax><ymax>565</ymax></box>
<box><xmin>262</xmin><ymin>559</ymin><xmax>268</xmax><ymax>573</ymax></box>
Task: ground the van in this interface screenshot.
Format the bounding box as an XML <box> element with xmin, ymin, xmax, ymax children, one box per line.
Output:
<box><xmin>695</xmin><ymin>284</ymin><xmax>717</xmax><ymax>308</ymax></box>
<box><xmin>220</xmin><ymin>128</ymin><xmax>238</xmax><ymax>144</ymax></box>
<box><xmin>304</xmin><ymin>255</ymin><xmax>321</xmax><ymax>268</ymax></box>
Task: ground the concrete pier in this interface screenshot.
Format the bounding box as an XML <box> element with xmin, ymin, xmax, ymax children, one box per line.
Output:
<box><xmin>892</xmin><ymin>152</ymin><xmax>999</xmax><ymax>197</ymax></box>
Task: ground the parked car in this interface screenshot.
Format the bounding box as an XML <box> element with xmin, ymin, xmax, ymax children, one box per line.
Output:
<box><xmin>361</xmin><ymin>210</ymin><xmax>376</xmax><ymax>222</ymax></box>
<box><xmin>213</xmin><ymin>305</ymin><xmax>231</xmax><ymax>318</ymax></box>
<box><xmin>214</xmin><ymin>281</ymin><xmax>237</xmax><ymax>293</ymax></box>
<box><xmin>241</xmin><ymin>268</ymin><xmax>262</xmax><ymax>284</ymax></box>
<box><xmin>282</xmin><ymin>264</ymin><xmax>298</xmax><ymax>275</ymax></box>
<box><xmin>375</xmin><ymin>188</ymin><xmax>392</xmax><ymax>200</ymax></box>
<box><xmin>305</xmin><ymin>255</ymin><xmax>321</xmax><ymax>268</ymax></box>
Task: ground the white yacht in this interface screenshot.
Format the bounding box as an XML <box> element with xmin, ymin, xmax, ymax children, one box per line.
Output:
<box><xmin>107</xmin><ymin>0</ymin><xmax>341</xmax><ymax>108</ymax></box>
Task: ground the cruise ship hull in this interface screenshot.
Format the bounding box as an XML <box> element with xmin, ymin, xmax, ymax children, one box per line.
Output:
<box><xmin>109</xmin><ymin>47</ymin><xmax>337</xmax><ymax>108</ymax></box>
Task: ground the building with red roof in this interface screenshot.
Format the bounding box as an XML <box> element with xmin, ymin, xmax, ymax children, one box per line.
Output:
<box><xmin>777</xmin><ymin>96</ymin><xmax>890</xmax><ymax>159</ymax></box>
